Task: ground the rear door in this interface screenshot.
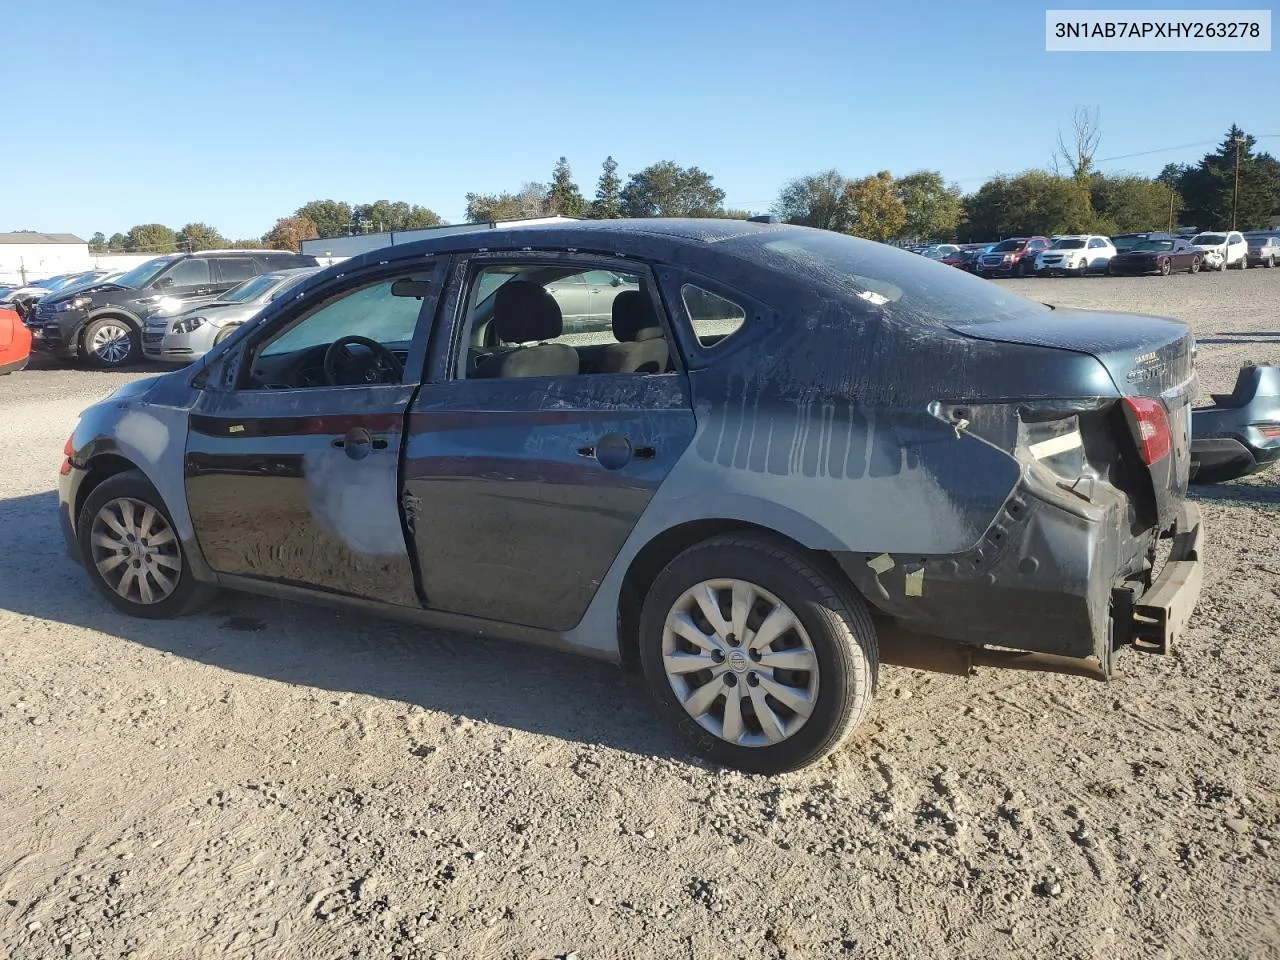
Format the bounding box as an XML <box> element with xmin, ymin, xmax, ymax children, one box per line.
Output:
<box><xmin>183</xmin><ymin>260</ymin><xmax>446</xmax><ymax>606</ymax></box>
<box><xmin>402</xmin><ymin>254</ymin><xmax>697</xmax><ymax>631</ymax></box>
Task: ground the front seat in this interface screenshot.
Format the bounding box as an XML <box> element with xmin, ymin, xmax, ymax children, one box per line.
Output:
<box><xmin>597</xmin><ymin>290</ymin><xmax>669</xmax><ymax>374</ymax></box>
<box><xmin>473</xmin><ymin>281</ymin><xmax>579</xmax><ymax>379</ymax></box>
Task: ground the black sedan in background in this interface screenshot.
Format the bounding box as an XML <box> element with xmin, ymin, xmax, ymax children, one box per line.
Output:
<box><xmin>1107</xmin><ymin>238</ymin><xmax>1203</xmax><ymax>276</ymax></box>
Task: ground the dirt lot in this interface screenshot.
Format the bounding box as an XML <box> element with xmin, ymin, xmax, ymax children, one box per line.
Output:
<box><xmin>2</xmin><ymin>269</ymin><xmax>1278</xmax><ymax>960</ymax></box>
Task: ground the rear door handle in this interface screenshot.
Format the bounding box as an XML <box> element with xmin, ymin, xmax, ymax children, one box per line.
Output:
<box><xmin>578</xmin><ymin>433</ymin><xmax>654</xmax><ymax>470</ymax></box>
<box><xmin>332</xmin><ymin>427</ymin><xmax>389</xmax><ymax>459</ymax></box>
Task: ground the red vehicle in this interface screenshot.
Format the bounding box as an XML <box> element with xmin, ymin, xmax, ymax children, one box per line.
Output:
<box><xmin>0</xmin><ymin>307</ymin><xmax>32</xmax><ymax>375</ymax></box>
<box><xmin>976</xmin><ymin>237</ymin><xmax>1050</xmax><ymax>278</ymax></box>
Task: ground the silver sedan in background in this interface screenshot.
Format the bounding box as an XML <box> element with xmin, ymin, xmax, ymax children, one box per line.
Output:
<box><xmin>144</xmin><ymin>267</ymin><xmax>321</xmax><ymax>362</ymax></box>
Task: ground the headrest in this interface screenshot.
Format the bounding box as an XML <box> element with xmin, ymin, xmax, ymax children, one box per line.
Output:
<box><xmin>493</xmin><ymin>280</ymin><xmax>563</xmax><ymax>343</ymax></box>
<box><xmin>611</xmin><ymin>290</ymin><xmax>663</xmax><ymax>343</ymax></box>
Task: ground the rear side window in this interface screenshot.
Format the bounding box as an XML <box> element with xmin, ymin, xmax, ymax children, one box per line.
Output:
<box><xmin>165</xmin><ymin>258</ymin><xmax>211</xmax><ymax>286</ymax></box>
<box><xmin>216</xmin><ymin>258</ymin><xmax>257</xmax><ymax>284</ymax></box>
<box><xmin>681</xmin><ymin>284</ymin><xmax>746</xmax><ymax>347</ymax></box>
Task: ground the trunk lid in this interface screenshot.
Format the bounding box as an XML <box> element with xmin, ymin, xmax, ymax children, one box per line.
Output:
<box><xmin>950</xmin><ymin>308</ymin><xmax>1196</xmax><ymax>530</ymax></box>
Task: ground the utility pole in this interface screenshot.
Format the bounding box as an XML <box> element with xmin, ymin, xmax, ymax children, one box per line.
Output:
<box><xmin>1168</xmin><ymin>188</ymin><xmax>1175</xmax><ymax>232</ymax></box>
<box><xmin>1231</xmin><ymin>134</ymin><xmax>1246</xmax><ymax>230</ymax></box>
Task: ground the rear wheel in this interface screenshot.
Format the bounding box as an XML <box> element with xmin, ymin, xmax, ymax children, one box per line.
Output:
<box><xmin>77</xmin><ymin>470</ymin><xmax>210</xmax><ymax>619</ymax></box>
<box><xmin>1267</xmin><ymin>256</ymin><xmax>1275</xmax><ymax>269</ymax></box>
<box><xmin>1190</xmin><ymin>256</ymin><xmax>1201</xmax><ymax>274</ymax></box>
<box><xmin>1159</xmin><ymin>258</ymin><xmax>1172</xmax><ymax>276</ymax></box>
<box><xmin>638</xmin><ymin>534</ymin><xmax>878</xmax><ymax>774</ymax></box>
<box><xmin>1236</xmin><ymin>256</ymin><xmax>1248</xmax><ymax>270</ymax></box>
<box><xmin>81</xmin><ymin>316</ymin><xmax>139</xmax><ymax>368</ymax></box>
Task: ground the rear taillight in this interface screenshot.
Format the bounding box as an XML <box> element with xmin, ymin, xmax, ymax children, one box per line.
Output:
<box><xmin>1122</xmin><ymin>397</ymin><xmax>1172</xmax><ymax>465</ymax></box>
<box><xmin>1256</xmin><ymin>423</ymin><xmax>1280</xmax><ymax>440</ymax></box>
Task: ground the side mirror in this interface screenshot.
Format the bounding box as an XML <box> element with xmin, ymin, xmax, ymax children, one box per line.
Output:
<box><xmin>156</xmin><ymin>276</ymin><xmax>175</xmax><ymax>289</ymax></box>
<box><xmin>610</xmin><ymin>275</ymin><xmax>623</xmax><ymax>287</ymax></box>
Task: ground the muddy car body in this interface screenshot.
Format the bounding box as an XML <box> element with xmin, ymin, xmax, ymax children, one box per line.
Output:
<box><xmin>56</xmin><ymin>219</ymin><xmax>1204</xmax><ymax>773</ymax></box>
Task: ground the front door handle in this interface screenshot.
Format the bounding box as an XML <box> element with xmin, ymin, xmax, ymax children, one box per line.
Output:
<box><xmin>332</xmin><ymin>427</ymin><xmax>388</xmax><ymax>460</ymax></box>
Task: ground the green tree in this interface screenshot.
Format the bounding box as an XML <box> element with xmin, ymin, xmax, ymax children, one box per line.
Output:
<box><xmin>295</xmin><ymin>199</ymin><xmax>354</xmax><ymax>238</ymax></box>
<box><xmin>845</xmin><ymin>171</ymin><xmax>906</xmax><ymax>241</ymax></box>
<box><xmin>620</xmin><ymin>161</ymin><xmax>725</xmax><ymax>218</ymax></box>
<box><xmin>546</xmin><ymin>157</ymin><xmax>585</xmax><ymax>217</ymax></box>
<box><xmin>773</xmin><ymin>169</ymin><xmax>853</xmax><ymax>231</ymax></box>
<box><xmin>465</xmin><ymin>183</ymin><xmax>549</xmax><ymax>222</ymax></box>
<box><xmin>961</xmin><ymin>171</ymin><xmax>1095</xmax><ymax>239</ymax></box>
<box><xmin>1178</xmin><ymin>126</ymin><xmax>1280</xmax><ymax>231</ymax></box>
<box><xmin>1090</xmin><ymin>175</ymin><xmax>1180</xmax><ymax>234</ymax></box>
<box><xmin>175</xmin><ymin>222</ymin><xmax>227</xmax><ymax>252</ymax></box>
<box><xmin>107</xmin><ymin>232</ymin><xmax>127</xmax><ymax>251</ymax></box>
<box><xmin>894</xmin><ymin>170</ymin><xmax>963</xmax><ymax>241</ymax></box>
<box><xmin>263</xmin><ymin>215</ymin><xmax>319</xmax><ymax>252</ymax></box>
<box><xmin>88</xmin><ymin>232</ymin><xmax>106</xmax><ymax>250</ymax></box>
<box><xmin>124</xmin><ymin>223</ymin><xmax>177</xmax><ymax>253</ymax></box>
<box><xmin>351</xmin><ymin>200</ymin><xmax>443</xmax><ymax>233</ymax></box>
<box><xmin>229</xmin><ymin>239</ymin><xmax>267</xmax><ymax>249</ymax></box>
<box><xmin>589</xmin><ymin>156</ymin><xmax>623</xmax><ymax>219</ymax></box>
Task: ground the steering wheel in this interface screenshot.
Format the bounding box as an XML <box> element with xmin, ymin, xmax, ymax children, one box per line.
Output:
<box><xmin>323</xmin><ymin>335</ymin><xmax>404</xmax><ymax>387</ymax></box>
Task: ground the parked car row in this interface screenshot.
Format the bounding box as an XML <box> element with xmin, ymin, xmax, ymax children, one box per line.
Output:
<box><xmin>914</xmin><ymin>229</ymin><xmax>1277</xmax><ymax>279</ymax></box>
<box><xmin>22</xmin><ymin>249</ymin><xmax>317</xmax><ymax>367</ymax></box>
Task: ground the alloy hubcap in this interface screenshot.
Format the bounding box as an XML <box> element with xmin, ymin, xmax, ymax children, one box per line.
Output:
<box><xmin>89</xmin><ymin>497</ymin><xmax>181</xmax><ymax>604</ymax></box>
<box><xmin>661</xmin><ymin>578</ymin><xmax>818</xmax><ymax>747</ymax></box>
<box><xmin>91</xmin><ymin>323</ymin><xmax>132</xmax><ymax>364</ymax></box>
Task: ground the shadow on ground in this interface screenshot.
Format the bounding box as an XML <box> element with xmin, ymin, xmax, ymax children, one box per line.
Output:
<box><xmin>0</xmin><ymin>489</ymin><xmax>690</xmax><ymax>764</ymax></box>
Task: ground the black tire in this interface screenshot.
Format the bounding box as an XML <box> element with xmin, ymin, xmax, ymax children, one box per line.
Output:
<box><xmin>77</xmin><ymin>470</ymin><xmax>211</xmax><ymax>619</ymax></box>
<box><xmin>1159</xmin><ymin>258</ymin><xmax>1171</xmax><ymax>276</ymax></box>
<box><xmin>1236</xmin><ymin>256</ymin><xmax>1247</xmax><ymax>270</ymax></box>
<box><xmin>212</xmin><ymin>323</ymin><xmax>240</xmax><ymax>346</ymax></box>
<box><xmin>1267</xmin><ymin>257</ymin><xmax>1275</xmax><ymax>269</ymax></box>
<box><xmin>81</xmin><ymin>315</ymin><xmax>140</xmax><ymax>368</ymax></box>
<box><xmin>638</xmin><ymin>534</ymin><xmax>878</xmax><ymax>775</ymax></box>
<box><xmin>1190</xmin><ymin>256</ymin><xmax>1201</xmax><ymax>274</ymax></box>
<box><xmin>1106</xmin><ymin>264</ymin><xmax>1115</xmax><ymax>276</ymax></box>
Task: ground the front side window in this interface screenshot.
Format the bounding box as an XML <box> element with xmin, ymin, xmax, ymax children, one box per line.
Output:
<box><xmin>262</xmin><ymin>279</ymin><xmax>424</xmax><ymax>359</ymax></box>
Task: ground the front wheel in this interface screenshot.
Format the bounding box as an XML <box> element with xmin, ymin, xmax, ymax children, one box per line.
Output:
<box><xmin>212</xmin><ymin>323</ymin><xmax>241</xmax><ymax>346</ymax></box>
<box><xmin>1267</xmin><ymin>257</ymin><xmax>1275</xmax><ymax>269</ymax></box>
<box><xmin>81</xmin><ymin>316</ymin><xmax>139</xmax><ymax>368</ymax></box>
<box><xmin>77</xmin><ymin>470</ymin><xmax>209</xmax><ymax>618</ymax></box>
<box><xmin>1190</xmin><ymin>256</ymin><xmax>1201</xmax><ymax>274</ymax></box>
<box><xmin>638</xmin><ymin>534</ymin><xmax>878</xmax><ymax>774</ymax></box>
<box><xmin>1159</xmin><ymin>258</ymin><xmax>1172</xmax><ymax>276</ymax></box>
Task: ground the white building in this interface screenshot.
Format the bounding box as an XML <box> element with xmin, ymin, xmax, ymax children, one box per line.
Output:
<box><xmin>300</xmin><ymin>216</ymin><xmax>580</xmax><ymax>262</ymax></box>
<box><xmin>0</xmin><ymin>232</ymin><xmax>91</xmax><ymax>285</ymax></box>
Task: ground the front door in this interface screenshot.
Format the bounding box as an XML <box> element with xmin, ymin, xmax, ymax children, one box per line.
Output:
<box><xmin>402</xmin><ymin>255</ymin><xmax>697</xmax><ymax>631</ymax></box>
<box><xmin>183</xmin><ymin>265</ymin><xmax>444</xmax><ymax>606</ymax></box>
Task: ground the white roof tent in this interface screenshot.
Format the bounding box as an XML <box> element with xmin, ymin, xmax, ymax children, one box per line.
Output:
<box><xmin>300</xmin><ymin>216</ymin><xmax>581</xmax><ymax>260</ymax></box>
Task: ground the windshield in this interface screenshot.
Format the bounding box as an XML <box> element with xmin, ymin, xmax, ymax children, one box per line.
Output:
<box><xmin>1050</xmin><ymin>239</ymin><xmax>1086</xmax><ymax>249</ymax></box>
<box><xmin>990</xmin><ymin>239</ymin><xmax>1025</xmax><ymax>252</ymax></box>
<box><xmin>1133</xmin><ymin>240</ymin><xmax>1174</xmax><ymax>251</ymax></box>
<box><xmin>219</xmin><ymin>274</ymin><xmax>282</xmax><ymax>303</ymax></box>
<box><xmin>1246</xmin><ymin>237</ymin><xmax>1270</xmax><ymax>248</ymax></box>
<box><xmin>111</xmin><ymin>257</ymin><xmax>174</xmax><ymax>289</ymax></box>
<box><xmin>748</xmin><ymin>230</ymin><xmax>1049</xmax><ymax>327</ymax></box>
<box><xmin>1191</xmin><ymin>233</ymin><xmax>1226</xmax><ymax>245</ymax></box>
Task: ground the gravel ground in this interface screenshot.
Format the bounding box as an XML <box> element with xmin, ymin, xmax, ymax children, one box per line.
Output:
<box><xmin>2</xmin><ymin>270</ymin><xmax>1278</xmax><ymax>960</ymax></box>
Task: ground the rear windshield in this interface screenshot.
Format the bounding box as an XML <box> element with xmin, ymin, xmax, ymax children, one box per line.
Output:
<box><xmin>1192</xmin><ymin>233</ymin><xmax>1226</xmax><ymax>245</ymax></box>
<box><xmin>746</xmin><ymin>230</ymin><xmax>1049</xmax><ymax>326</ymax></box>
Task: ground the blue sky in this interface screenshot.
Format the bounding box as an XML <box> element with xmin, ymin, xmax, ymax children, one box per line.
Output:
<box><xmin>1</xmin><ymin>0</ymin><xmax>1275</xmax><ymax>240</ymax></box>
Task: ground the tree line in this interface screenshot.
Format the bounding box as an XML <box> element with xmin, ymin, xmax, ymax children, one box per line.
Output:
<box><xmin>88</xmin><ymin>124</ymin><xmax>1278</xmax><ymax>256</ymax></box>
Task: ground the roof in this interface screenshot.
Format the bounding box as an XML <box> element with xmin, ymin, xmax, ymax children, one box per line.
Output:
<box><xmin>0</xmin><ymin>232</ymin><xmax>86</xmax><ymax>244</ymax></box>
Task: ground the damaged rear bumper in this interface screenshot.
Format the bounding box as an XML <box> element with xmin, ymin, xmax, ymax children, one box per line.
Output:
<box><xmin>1118</xmin><ymin>501</ymin><xmax>1203</xmax><ymax>656</ymax></box>
<box><xmin>833</xmin><ymin>478</ymin><xmax>1204</xmax><ymax>675</ymax></box>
